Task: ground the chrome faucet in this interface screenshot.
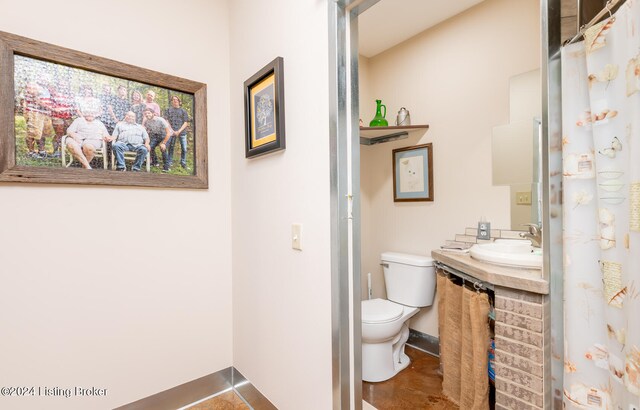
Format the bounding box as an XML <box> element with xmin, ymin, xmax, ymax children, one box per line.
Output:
<box><xmin>519</xmin><ymin>223</ymin><xmax>542</xmax><ymax>248</ymax></box>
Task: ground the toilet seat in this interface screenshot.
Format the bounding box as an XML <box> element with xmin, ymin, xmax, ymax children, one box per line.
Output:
<box><xmin>362</xmin><ymin>299</ymin><xmax>403</xmax><ymax>324</ymax></box>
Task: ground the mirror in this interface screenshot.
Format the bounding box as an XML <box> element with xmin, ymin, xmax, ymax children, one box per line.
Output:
<box><xmin>491</xmin><ymin>69</ymin><xmax>542</xmax><ymax>229</ymax></box>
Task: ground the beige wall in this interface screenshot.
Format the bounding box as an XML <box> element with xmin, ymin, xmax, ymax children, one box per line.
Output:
<box><xmin>360</xmin><ymin>0</ymin><xmax>540</xmax><ymax>336</ymax></box>
<box><xmin>0</xmin><ymin>1</ymin><xmax>233</xmax><ymax>409</ymax></box>
<box><xmin>229</xmin><ymin>1</ymin><xmax>333</xmax><ymax>410</ymax></box>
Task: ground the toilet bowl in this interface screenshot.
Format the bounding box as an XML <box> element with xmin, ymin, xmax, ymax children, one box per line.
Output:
<box><xmin>362</xmin><ymin>298</ymin><xmax>419</xmax><ymax>382</ymax></box>
<box><xmin>361</xmin><ymin>252</ymin><xmax>435</xmax><ymax>383</ymax></box>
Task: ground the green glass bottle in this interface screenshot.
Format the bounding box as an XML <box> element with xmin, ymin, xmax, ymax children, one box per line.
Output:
<box><xmin>369</xmin><ymin>99</ymin><xmax>388</xmax><ymax>127</ymax></box>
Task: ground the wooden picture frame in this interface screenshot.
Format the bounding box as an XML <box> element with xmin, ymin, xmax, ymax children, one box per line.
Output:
<box><xmin>0</xmin><ymin>30</ymin><xmax>208</xmax><ymax>188</ymax></box>
<box><xmin>392</xmin><ymin>143</ymin><xmax>433</xmax><ymax>202</ymax></box>
<box><xmin>244</xmin><ymin>57</ymin><xmax>285</xmax><ymax>158</ymax></box>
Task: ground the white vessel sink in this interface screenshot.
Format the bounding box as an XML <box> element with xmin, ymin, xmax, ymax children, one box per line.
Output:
<box><xmin>470</xmin><ymin>239</ymin><xmax>542</xmax><ymax>269</ymax></box>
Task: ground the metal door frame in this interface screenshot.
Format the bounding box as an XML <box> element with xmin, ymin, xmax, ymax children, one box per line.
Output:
<box><xmin>328</xmin><ymin>1</ymin><xmax>563</xmax><ymax>408</ymax></box>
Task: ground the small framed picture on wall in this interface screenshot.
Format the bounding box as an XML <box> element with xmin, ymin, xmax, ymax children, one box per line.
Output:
<box><xmin>392</xmin><ymin>143</ymin><xmax>433</xmax><ymax>202</ymax></box>
<box><xmin>243</xmin><ymin>57</ymin><xmax>285</xmax><ymax>158</ymax></box>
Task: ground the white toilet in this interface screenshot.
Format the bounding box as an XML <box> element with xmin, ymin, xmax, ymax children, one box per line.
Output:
<box><xmin>361</xmin><ymin>252</ymin><xmax>436</xmax><ymax>382</ymax></box>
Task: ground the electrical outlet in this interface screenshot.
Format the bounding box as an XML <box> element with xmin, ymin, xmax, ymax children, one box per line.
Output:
<box><xmin>516</xmin><ymin>191</ymin><xmax>532</xmax><ymax>205</ymax></box>
<box><xmin>477</xmin><ymin>222</ymin><xmax>491</xmax><ymax>240</ymax></box>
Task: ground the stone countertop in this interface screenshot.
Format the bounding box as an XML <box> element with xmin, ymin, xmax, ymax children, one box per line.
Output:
<box><xmin>431</xmin><ymin>249</ymin><xmax>549</xmax><ymax>295</ymax></box>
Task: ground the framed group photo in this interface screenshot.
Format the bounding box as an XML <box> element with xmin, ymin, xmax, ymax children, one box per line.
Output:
<box><xmin>392</xmin><ymin>143</ymin><xmax>433</xmax><ymax>202</ymax></box>
<box><xmin>244</xmin><ymin>57</ymin><xmax>285</xmax><ymax>158</ymax></box>
<box><xmin>0</xmin><ymin>30</ymin><xmax>208</xmax><ymax>188</ymax></box>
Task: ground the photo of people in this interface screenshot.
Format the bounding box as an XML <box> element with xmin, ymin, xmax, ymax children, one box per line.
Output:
<box><xmin>13</xmin><ymin>55</ymin><xmax>195</xmax><ymax>175</ymax></box>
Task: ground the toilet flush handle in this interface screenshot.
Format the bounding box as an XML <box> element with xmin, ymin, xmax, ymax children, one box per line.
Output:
<box><xmin>380</xmin><ymin>263</ymin><xmax>389</xmax><ymax>268</ymax></box>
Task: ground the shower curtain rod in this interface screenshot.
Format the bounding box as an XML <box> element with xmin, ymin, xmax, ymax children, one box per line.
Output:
<box><xmin>566</xmin><ymin>0</ymin><xmax>623</xmax><ymax>45</ymax></box>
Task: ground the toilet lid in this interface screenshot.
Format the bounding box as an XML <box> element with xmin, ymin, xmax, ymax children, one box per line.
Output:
<box><xmin>362</xmin><ymin>299</ymin><xmax>404</xmax><ymax>324</ymax></box>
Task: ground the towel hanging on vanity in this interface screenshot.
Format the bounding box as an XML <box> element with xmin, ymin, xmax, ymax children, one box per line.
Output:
<box><xmin>438</xmin><ymin>270</ymin><xmax>491</xmax><ymax>410</ymax></box>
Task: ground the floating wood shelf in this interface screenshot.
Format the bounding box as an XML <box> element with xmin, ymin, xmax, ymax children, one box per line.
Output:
<box><xmin>359</xmin><ymin>125</ymin><xmax>429</xmax><ymax>145</ymax></box>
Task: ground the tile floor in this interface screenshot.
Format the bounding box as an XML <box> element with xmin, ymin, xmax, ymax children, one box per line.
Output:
<box><xmin>363</xmin><ymin>345</ymin><xmax>458</xmax><ymax>410</ymax></box>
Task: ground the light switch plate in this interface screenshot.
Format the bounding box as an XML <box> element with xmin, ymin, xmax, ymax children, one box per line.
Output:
<box><xmin>516</xmin><ymin>191</ymin><xmax>532</xmax><ymax>205</ymax></box>
<box><xmin>292</xmin><ymin>224</ymin><xmax>302</xmax><ymax>250</ymax></box>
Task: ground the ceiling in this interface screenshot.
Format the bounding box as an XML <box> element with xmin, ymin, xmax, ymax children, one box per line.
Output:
<box><xmin>358</xmin><ymin>0</ymin><xmax>486</xmax><ymax>58</ymax></box>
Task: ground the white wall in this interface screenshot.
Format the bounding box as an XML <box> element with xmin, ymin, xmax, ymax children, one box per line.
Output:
<box><xmin>0</xmin><ymin>1</ymin><xmax>232</xmax><ymax>409</ymax></box>
<box><xmin>360</xmin><ymin>0</ymin><xmax>540</xmax><ymax>336</ymax></box>
<box><xmin>229</xmin><ymin>1</ymin><xmax>333</xmax><ymax>410</ymax></box>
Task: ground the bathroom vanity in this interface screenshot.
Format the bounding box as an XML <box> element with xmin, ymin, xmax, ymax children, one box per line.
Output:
<box><xmin>432</xmin><ymin>249</ymin><xmax>550</xmax><ymax>410</ymax></box>
<box><xmin>432</xmin><ymin>250</ymin><xmax>547</xmax><ymax>294</ymax></box>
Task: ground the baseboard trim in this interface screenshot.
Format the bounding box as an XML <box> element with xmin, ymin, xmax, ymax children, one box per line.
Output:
<box><xmin>115</xmin><ymin>367</ymin><xmax>276</xmax><ymax>410</ymax></box>
<box><xmin>232</xmin><ymin>368</ymin><xmax>277</xmax><ymax>410</ymax></box>
<box><xmin>407</xmin><ymin>328</ymin><xmax>440</xmax><ymax>357</ymax></box>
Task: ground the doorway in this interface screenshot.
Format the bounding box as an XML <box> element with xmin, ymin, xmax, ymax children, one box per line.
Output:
<box><xmin>328</xmin><ymin>1</ymin><xmax>562</xmax><ymax>409</ymax></box>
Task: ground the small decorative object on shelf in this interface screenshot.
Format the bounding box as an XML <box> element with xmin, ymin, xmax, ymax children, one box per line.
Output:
<box><xmin>369</xmin><ymin>99</ymin><xmax>388</xmax><ymax>127</ymax></box>
<box><xmin>395</xmin><ymin>107</ymin><xmax>411</xmax><ymax>126</ymax></box>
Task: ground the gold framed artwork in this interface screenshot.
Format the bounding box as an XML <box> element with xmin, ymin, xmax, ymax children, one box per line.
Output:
<box><xmin>244</xmin><ymin>57</ymin><xmax>285</xmax><ymax>158</ymax></box>
<box><xmin>0</xmin><ymin>30</ymin><xmax>208</xmax><ymax>188</ymax></box>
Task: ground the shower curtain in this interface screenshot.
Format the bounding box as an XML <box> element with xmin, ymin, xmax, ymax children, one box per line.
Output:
<box><xmin>437</xmin><ymin>271</ymin><xmax>490</xmax><ymax>410</ymax></box>
<box><xmin>561</xmin><ymin>1</ymin><xmax>640</xmax><ymax>408</ymax></box>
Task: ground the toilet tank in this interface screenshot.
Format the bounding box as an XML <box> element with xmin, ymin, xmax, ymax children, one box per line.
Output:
<box><xmin>381</xmin><ymin>252</ymin><xmax>436</xmax><ymax>307</ymax></box>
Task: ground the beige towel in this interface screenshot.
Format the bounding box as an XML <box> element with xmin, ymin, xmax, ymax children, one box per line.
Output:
<box><xmin>460</xmin><ymin>288</ymin><xmax>490</xmax><ymax>410</ymax></box>
<box><xmin>436</xmin><ymin>271</ymin><xmax>447</xmax><ymax>347</ymax></box>
<box><xmin>439</xmin><ymin>275</ymin><xmax>490</xmax><ymax>410</ymax></box>
<box><xmin>460</xmin><ymin>287</ymin><xmax>473</xmax><ymax>407</ymax></box>
<box><xmin>441</xmin><ymin>277</ymin><xmax>462</xmax><ymax>404</ymax></box>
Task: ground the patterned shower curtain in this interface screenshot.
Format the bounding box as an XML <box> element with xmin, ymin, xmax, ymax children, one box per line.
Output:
<box><xmin>561</xmin><ymin>1</ymin><xmax>640</xmax><ymax>408</ymax></box>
